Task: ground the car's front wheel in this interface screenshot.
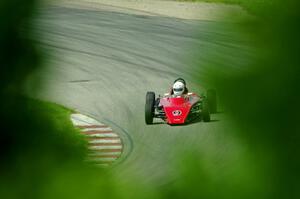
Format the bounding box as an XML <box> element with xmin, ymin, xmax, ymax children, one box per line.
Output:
<box><xmin>202</xmin><ymin>100</ymin><xmax>211</xmax><ymax>122</ymax></box>
<box><xmin>145</xmin><ymin>92</ymin><xmax>155</xmax><ymax>124</ymax></box>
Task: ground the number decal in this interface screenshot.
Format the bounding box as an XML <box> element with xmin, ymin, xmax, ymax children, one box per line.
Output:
<box><xmin>172</xmin><ymin>110</ymin><xmax>182</xmax><ymax>116</ymax></box>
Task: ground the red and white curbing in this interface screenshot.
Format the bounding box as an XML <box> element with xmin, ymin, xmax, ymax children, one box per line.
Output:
<box><xmin>71</xmin><ymin>113</ymin><xmax>123</xmax><ymax>167</ymax></box>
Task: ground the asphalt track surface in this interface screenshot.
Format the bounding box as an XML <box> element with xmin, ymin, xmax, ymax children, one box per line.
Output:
<box><xmin>29</xmin><ymin>4</ymin><xmax>253</xmax><ymax>186</ymax></box>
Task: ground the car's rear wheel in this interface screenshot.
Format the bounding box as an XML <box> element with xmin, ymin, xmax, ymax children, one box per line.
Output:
<box><xmin>207</xmin><ymin>89</ymin><xmax>217</xmax><ymax>113</ymax></box>
<box><xmin>202</xmin><ymin>100</ymin><xmax>211</xmax><ymax>122</ymax></box>
<box><xmin>145</xmin><ymin>92</ymin><xmax>155</xmax><ymax>124</ymax></box>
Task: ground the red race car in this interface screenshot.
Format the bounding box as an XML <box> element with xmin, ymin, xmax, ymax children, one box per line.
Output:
<box><xmin>145</xmin><ymin>90</ymin><xmax>216</xmax><ymax>125</ymax></box>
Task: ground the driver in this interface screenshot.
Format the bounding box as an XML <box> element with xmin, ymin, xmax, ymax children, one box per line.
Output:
<box><xmin>170</xmin><ymin>78</ymin><xmax>189</xmax><ymax>96</ymax></box>
<box><xmin>156</xmin><ymin>78</ymin><xmax>189</xmax><ymax>108</ymax></box>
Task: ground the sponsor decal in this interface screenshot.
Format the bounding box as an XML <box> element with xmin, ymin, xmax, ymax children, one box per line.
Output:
<box><xmin>172</xmin><ymin>110</ymin><xmax>182</xmax><ymax>116</ymax></box>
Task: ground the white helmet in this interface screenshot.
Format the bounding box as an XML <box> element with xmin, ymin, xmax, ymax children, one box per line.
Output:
<box><xmin>173</xmin><ymin>81</ymin><xmax>185</xmax><ymax>96</ymax></box>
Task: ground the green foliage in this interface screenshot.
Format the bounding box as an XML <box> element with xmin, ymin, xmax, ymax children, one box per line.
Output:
<box><xmin>202</xmin><ymin>0</ymin><xmax>300</xmax><ymax>198</ymax></box>
<box><xmin>1</xmin><ymin>0</ymin><xmax>299</xmax><ymax>199</ymax></box>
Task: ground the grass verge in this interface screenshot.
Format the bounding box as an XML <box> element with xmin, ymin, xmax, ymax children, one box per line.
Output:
<box><xmin>25</xmin><ymin>97</ymin><xmax>88</xmax><ymax>160</ymax></box>
<box><xmin>176</xmin><ymin>0</ymin><xmax>275</xmax><ymax>15</ymax></box>
<box><xmin>27</xmin><ymin>98</ymin><xmax>77</xmax><ymax>134</ymax></box>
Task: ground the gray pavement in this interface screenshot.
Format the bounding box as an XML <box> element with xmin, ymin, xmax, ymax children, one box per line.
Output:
<box><xmin>27</xmin><ymin>4</ymin><xmax>253</xmax><ymax>186</ymax></box>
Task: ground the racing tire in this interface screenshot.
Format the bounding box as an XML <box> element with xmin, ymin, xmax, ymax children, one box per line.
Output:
<box><xmin>145</xmin><ymin>92</ymin><xmax>155</xmax><ymax>124</ymax></box>
<box><xmin>202</xmin><ymin>100</ymin><xmax>211</xmax><ymax>122</ymax></box>
<box><xmin>207</xmin><ymin>89</ymin><xmax>217</xmax><ymax>114</ymax></box>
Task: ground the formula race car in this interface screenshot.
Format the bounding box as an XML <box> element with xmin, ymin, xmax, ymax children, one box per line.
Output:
<box><xmin>145</xmin><ymin>90</ymin><xmax>217</xmax><ymax>125</ymax></box>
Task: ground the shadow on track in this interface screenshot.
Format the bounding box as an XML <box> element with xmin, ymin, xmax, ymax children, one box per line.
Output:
<box><xmin>150</xmin><ymin>116</ymin><xmax>220</xmax><ymax>126</ymax></box>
